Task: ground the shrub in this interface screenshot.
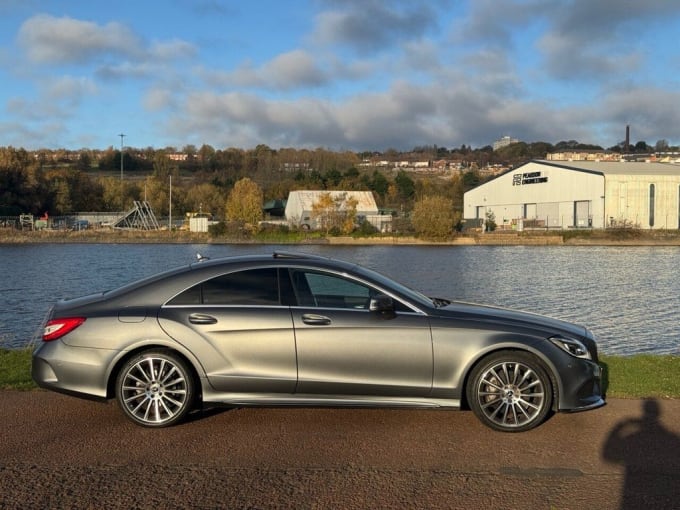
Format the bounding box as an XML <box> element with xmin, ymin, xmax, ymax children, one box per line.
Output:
<box><xmin>411</xmin><ymin>196</ymin><xmax>456</xmax><ymax>239</ymax></box>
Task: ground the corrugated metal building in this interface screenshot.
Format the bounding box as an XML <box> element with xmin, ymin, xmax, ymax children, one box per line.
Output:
<box><xmin>285</xmin><ymin>190</ymin><xmax>390</xmax><ymax>231</ymax></box>
<box><xmin>464</xmin><ymin>160</ymin><xmax>680</xmax><ymax>229</ymax></box>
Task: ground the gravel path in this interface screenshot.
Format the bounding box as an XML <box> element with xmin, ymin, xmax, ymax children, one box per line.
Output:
<box><xmin>1</xmin><ymin>391</ymin><xmax>679</xmax><ymax>509</ymax></box>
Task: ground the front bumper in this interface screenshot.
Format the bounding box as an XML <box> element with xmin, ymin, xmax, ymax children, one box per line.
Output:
<box><xmin>557</xmin><ymin>359</ymin><xmax>605</xmax><ymax>411</ymax></box>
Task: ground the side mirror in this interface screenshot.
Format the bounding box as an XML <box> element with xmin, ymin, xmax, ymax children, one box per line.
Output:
<box><xmin>369</xmin><ymin>294</ymin><xmax>394</xmax><ymax>313</ymax></box>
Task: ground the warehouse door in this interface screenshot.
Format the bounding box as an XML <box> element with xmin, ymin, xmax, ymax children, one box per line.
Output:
<box><xmin>524</xmin><ymin>203</ymin><xmax>537</xmax><ymax>219</ymax></box>
<box><xmin>574</xmin><ymin>201</ymin><xmax>591</xmax><ymax>227</ymax></box>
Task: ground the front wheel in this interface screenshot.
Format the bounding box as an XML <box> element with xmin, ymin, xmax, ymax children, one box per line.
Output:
<box><xmin>467</xmin><ymin>351</ymin><xmax>553</xmax><ymax>432</ymax></box>
<box><xmin>115</xmin><ymin>350</ymin><xmax>195</xmax><ymax>427</ymax></box>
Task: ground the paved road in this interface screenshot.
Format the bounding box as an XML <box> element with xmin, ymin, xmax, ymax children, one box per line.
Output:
<box><xmin>1</xmin><ymin>391</ymin><xmax>679</xmax><ymax>509</ymax></box>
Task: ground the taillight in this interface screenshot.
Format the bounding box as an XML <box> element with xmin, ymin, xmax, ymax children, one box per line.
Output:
<box><xmin>43</xmin><ymin>317</ymin><xmax>86</xmax><ymax>341</ymax></box>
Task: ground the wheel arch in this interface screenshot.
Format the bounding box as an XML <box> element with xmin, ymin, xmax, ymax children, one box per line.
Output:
<box><xmin>105</xmin><ymin>344</ymin><xmax>204</xmax><ymax>402</ymax></box>
<box><xmin>459</xmin><ymin>346</ymin><xmax>561</xmax><ymax>412</ymax></box>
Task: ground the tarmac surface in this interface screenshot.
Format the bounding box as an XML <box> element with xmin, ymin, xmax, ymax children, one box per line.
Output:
<box><xmin>1</xmin><ymin>391</ymin><xmax>679</xmax><ymax>509</ymax></box>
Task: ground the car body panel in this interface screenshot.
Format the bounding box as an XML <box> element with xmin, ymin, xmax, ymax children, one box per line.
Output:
<box><xmin>158</xmin><ymin>306</ymin><xmax>297</xmax><ymax>393</ymax></box>
<box><xmin>293</xmin><ymin>307</ymin><xmax>433</xmax><ymax>396</ymax></box>
<box><xmin>32</xmin><ymin>251</ymin><xmax>605</xmax><ymax>430</ymax></box>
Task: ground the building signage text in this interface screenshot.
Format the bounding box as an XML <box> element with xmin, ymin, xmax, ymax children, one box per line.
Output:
<box><xmin>513</xmin><ymin>171</ymin><xmax>548</xmax><ymax>186</ymax></box>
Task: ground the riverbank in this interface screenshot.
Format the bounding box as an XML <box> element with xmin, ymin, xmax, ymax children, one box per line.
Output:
<box><xmin>4</xmin><ymin>228</ymin><xmax>680</xmax><ymax>246</ymax></box>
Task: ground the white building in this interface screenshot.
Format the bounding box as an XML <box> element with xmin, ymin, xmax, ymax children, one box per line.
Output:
<box><xmin>285</xmin><ymin>190</ymin><xmax>391</xmax><ymax>231</ymax></box>
<box><xmin>493</xmin><ymin>136</ymin><xmax>519</xmax><ymax>151</ymax></box>
<box><xmin>464</xmin><ymin>160</ymin><xmax>680</xmax><ymax>230</ymax></box>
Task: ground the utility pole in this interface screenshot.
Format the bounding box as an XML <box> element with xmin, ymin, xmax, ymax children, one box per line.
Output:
<box><xmin>118</xmin><ymin>133</ymin><xmax>126</xmax><ymax>181</ymax></box>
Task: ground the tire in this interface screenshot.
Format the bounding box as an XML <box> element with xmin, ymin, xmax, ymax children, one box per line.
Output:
<box><xmin>466</xmin><ymin>351</ymin><xmax>553</xmax><ymax>432</ymax></box>
<box><xmin>115</xmin><ymin>349</ymin><xmax>195</xmax><ymax>427</ymax></box>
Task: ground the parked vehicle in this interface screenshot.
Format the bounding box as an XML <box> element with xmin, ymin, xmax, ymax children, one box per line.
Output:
<box><xmin>32</xmin><ymin>252</ymin><xmax>604</xmax><ymax>432</ymax></box>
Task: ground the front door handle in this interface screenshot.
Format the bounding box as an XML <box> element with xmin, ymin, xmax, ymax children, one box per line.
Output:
<box><xmin>188</xmin><ymin>313</ymin><xmax>218</xmax><ymax>325</ymax></box>
<box><xmin>302</xmin><ymin>314</ymin><xmax>331</xmax><ymax>325</ymax></box>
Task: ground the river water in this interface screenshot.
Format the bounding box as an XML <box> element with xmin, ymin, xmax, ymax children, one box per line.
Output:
<box><xmin>1</xmin><ymin>243</ymin><xmax>678</xmax><ymax>355</ymax></box>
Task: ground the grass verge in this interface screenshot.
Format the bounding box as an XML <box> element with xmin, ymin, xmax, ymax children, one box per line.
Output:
<box><xmin>0</xmin><ymin>348</ymin><xmax>36</xmax><ymax>390</ymax></box>
<box><xmin>601</xmin><ymin>354</ymin><xmax>680</xmax><ymax>398</ymax></box>
<box><xmin>2</xmin><ymin>348</ymin><xmax>678</xmax><ymax>398</ymax></box>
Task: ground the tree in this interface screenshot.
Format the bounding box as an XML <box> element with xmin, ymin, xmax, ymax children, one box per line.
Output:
<box><xmin>485</xmin><ymin>210</ymin><xmax>497</xmax><ymax>232</ymax></box>
<box><xmin>225</xmin><ymin>177</ymin><xmax>263</xmax><ymax>225</ymax></box>
<box><xmin>100</xmin><ymin>176</ymin><xmax>139</xmax><ymax>211</ymax></box>
<box><xmin>311</xmin><ymin>192</ymin><xmax>358</xmax><ymax>235</ymax></box>
<box><xmin>395</xmin><ymin>171</ymin><xmax>415</xmax><ymax>201</ymax></box>
<box><xmin>341</xmin><ymin>195</ymin><xmax>358</xmax><ymax>234</ymax></box>
<box><xmin>655</xmin><ymin>139</ymin><xmax>669</xmax><ymax>152</ymax></box>
<box><xmin>370</xmin><ymin>171</ymin><xmax>389</xmax><ymax>198</ymax></box>
<box><xmin>411</xmin><ymin>195</ymin><xmax>456</xmax><ymax>239</ymax></box>
<box><xmin>198</xmin><ymin>144</ymin><xmax>216</xmax><ymax>170</ymax></box>
<box><xmin>0</xmin><ymin>147</ymin><xmax>48</xmax><ymax>215</ymax></box>
<box><xmin>311</xmin><ymin>192</ymin><xmax>336</xmax><ymax>234</ymax></box>
<box><xmin>634</xmin><ymin>141</ymin><xmax>651</xmax><ymax>153</ymax></box>
<box><xmin>184</xmin><ymin>183</ymin><xmax>226</xmax><ymax>218</ymax></box>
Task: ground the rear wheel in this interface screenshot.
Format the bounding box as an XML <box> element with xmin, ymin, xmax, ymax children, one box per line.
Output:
<box><xmin>115</xmin><ymin>350</ymin><xmax>195</xmax><ymax>427</ymax></box>
<box><xmin>467</xmin><ymin>351</ymin><xmax>553</xmax><ymax>432</ymax></box>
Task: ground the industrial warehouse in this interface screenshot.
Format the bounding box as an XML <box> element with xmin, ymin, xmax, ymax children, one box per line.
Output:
<box><xmin>464</xmin><ymin>160</ymin><xmax>680</xmax><ymax>230</ymax></box>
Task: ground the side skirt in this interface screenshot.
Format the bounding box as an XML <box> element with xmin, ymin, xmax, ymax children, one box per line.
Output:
<box><xmin>200</xmin><ymin>391</ymin><xmax>460</xmax><ymax>409</ymax></box>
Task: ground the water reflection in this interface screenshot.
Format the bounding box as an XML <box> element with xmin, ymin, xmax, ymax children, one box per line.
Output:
<box><xmin>1</xmin><ymin>244</ymin><xmax>678</xmax><ymax>355</ymax></box>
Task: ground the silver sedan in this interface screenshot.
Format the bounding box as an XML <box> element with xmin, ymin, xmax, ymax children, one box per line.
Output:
<box><xmin>32</xmin><ymin>252</ymin><xmax>604</xmax><ymax>432</ymax></box>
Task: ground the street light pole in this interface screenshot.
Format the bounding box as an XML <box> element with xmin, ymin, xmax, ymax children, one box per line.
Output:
<box><xmin>118</xmin><ymin>133</ymin><xmax>126</xmax><ymax>181</ymax></box>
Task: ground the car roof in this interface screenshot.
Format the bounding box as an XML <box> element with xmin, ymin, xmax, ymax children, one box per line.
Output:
<box><xmin>104</xmin><ymin>251</ymin><xmax>355</xmax><ymax>301</ymax></box>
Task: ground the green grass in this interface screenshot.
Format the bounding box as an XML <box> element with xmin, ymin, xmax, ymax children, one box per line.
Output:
<box><xmin>0</xmin><ymin>348</ymin><xmax>36</xmax><ymax>390</ymax></box>
<box><xmin>2</xmin><ymin>348</ymin><xmax>678</xmax><ymax>397</ymax></box>
<box><xmin>600</xmin><ymin>355</ymin><xmax>680</xmax><ymax>398</ymax></box>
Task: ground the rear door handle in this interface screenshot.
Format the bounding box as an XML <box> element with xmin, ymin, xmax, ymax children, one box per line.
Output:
<box><xmin>302</xmin><ymin>314</ymin><xmax>331</xmax><ymax>325</ymax></box>
<box><xmin>188</xmin><ymin>313</ymin><xmax>218</xmax><ymax>325</ymax></box>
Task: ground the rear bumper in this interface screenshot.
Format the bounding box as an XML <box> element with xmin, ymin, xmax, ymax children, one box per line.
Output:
<box><xmin>32</xmin><ymin>340</ymin><xmax>117</xmax><ymax>400</ymax></box>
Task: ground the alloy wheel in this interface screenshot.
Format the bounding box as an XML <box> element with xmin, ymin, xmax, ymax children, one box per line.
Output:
<box><xmin>468</xmin><ymin>352</ymin><xmax>552</xmax><ymax>432</ymax></box>
<box><xmin>117</xmin><ymin>351</ymin><xmax>194</xmax><ymax>427</ymax></box>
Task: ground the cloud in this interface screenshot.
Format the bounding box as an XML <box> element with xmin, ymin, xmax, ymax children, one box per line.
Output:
<box><xmin>175</xmin><ymin>67</ymin><xmax>639</xmax><ymax>151</ymax></box>
<box><xmin>311</xmin><ymin>0</ymin><xmax>441</xmax><ymax>54</ymax></box>
<box><xmin>537</xmin><ymin>0</ymin><xmax>679</xmax><ymax>80</ymax></box>
<box><xmin>45</xmin><ymin>76</ymin><xmax>98</xmax><ymax>102</ymax></box>
<box><xmin>17</xmin><ymin>14</ymin><xmax>140</xmax><ymax>64</ymax></box>
<box><xmin>149</xmin><ymin>39</ymin><xmax>197</xmax><ymax>61</ymax></box>
<box><xmin>223</xmin><ymin>50</ymin><xmax>329</xmax><ymax>90</ymax></box>
<box><xmin>454</xmin><ymin>0</ymin><xmax>552</xmax><ymax>48</ymax></box>
<box><xmin>599</xmin><ymin>87</ymin><xmax>680</xmax><ymax>144</ymax></box>
<box><xmin>17</xmin><ymin>14</ymin><xmax>196</xmax><ymax>72</ymax></box>
<box><xmin>143</xmin><ymin>88</ymin><xmax>177</xmax><ymax>112</ymax></box>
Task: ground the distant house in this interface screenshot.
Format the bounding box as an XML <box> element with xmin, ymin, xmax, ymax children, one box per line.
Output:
<box><xmin>284</xmin><ymin>190</ymin><xmax>391</xmax><ymax>232</ymax></box>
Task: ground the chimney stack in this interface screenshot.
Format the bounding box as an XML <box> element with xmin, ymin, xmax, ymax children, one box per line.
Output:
<box><xmin>625</xmin><ymin>125</ymin><xmax>630</xmax><ymax>153</ymax></box>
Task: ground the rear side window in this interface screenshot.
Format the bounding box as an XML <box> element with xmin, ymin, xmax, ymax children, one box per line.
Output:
<box><xmin>168</xmin><ymin>268</ymin><xmax>280</xmax><ymax>305</ymax></box>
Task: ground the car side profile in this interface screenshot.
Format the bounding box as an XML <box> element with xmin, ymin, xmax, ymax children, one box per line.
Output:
<box><xmin>32</xmin><ymin>252</ymin><xmax>604</xmax><ymax>432</ymax></box>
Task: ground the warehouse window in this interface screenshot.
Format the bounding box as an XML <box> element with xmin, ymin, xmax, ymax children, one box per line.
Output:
<box><xmin>649</xmin><ymin>184</ymin><xmax>655</xmax><ymax>227</ymax></box>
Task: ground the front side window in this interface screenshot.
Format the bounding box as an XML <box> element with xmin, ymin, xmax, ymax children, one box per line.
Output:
<box><xmin>168</xmin><ymin>268</ymin><xmax>279</xmax><ymax>305</ymax></box>
<box><xmin>290</xmin><ymin>270</ymin><xmax>371</xmax><ymax>309</ymax></box>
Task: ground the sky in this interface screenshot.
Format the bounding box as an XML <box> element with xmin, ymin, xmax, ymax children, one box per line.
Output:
<box><xmin>1</xmin><ymin>0</ymin><xmax>679</xmax><ymax>153</ymax></box>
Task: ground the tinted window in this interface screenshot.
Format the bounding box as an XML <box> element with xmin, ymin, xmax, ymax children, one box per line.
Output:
<box><xmin>168</xmin><ymin>268</ymin><xmax>280</xmax><ymax>305</ymax></box>
<box><xmin>291</xmin><ymin>270</ymin><xmax>371</xmax><ymax>309</ymax></box>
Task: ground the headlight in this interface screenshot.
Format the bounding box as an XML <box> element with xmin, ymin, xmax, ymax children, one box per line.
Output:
<box><xmin>549</xmin><ymin>335</ymin><xmax>592</xmax><ymax>360</ymax></box>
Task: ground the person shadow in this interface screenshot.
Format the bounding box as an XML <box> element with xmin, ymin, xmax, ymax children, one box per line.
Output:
<box><xmin>603</xmin><ymin>398</ymin><xmax>680</xmax><ymax>509</ymax></box>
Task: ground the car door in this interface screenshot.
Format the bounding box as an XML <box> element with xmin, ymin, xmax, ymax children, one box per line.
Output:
<box><xmin>158</xmin><ymin>267</ymin><xmax>297</xmax><ymax>393</ymax></box>
<box><xmin>289</xmin><ymin>268</ymin><xmax>433</xmax><ymax>397</ymax></box>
